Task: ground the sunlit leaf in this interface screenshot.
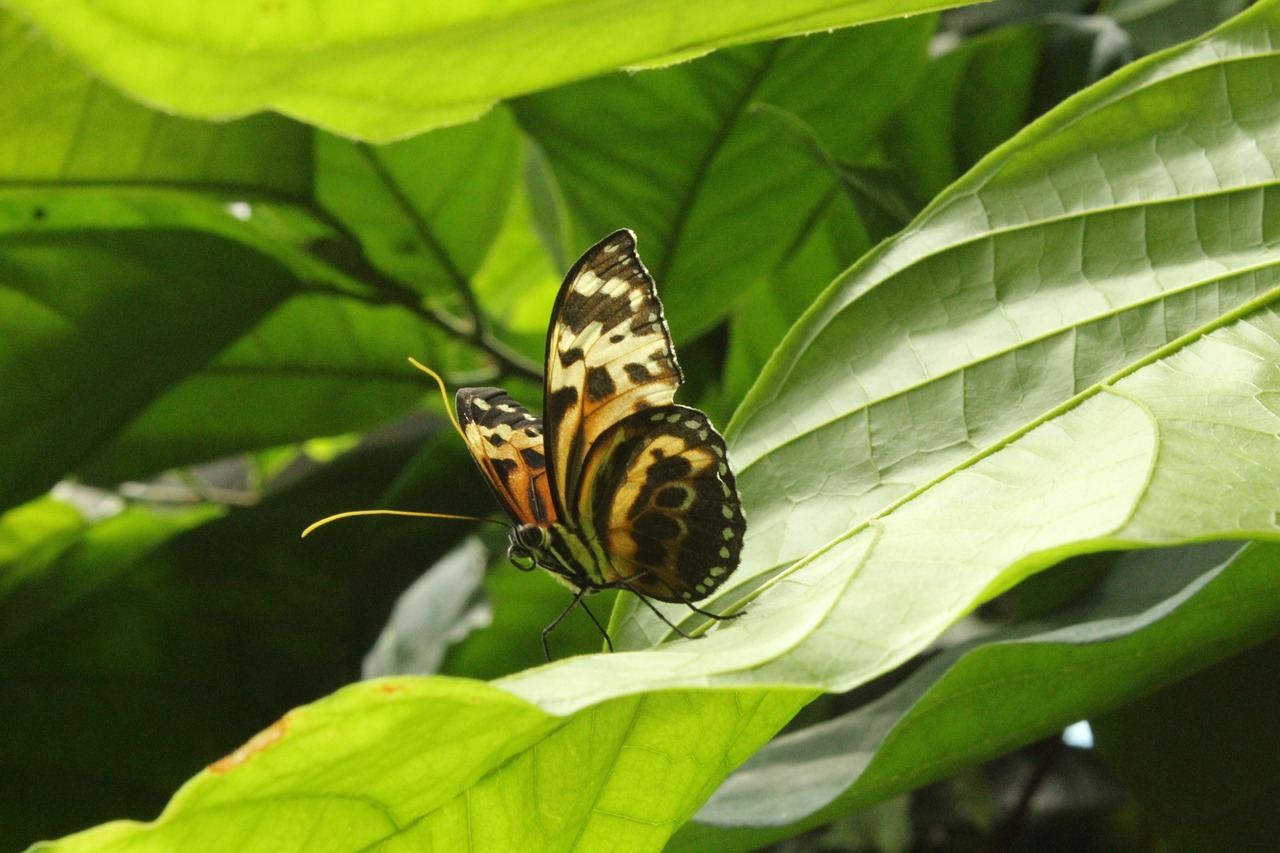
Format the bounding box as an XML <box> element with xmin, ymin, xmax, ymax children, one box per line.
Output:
<box><xmin>8</xmin><ymin>0</ymin><xmax>974</xmax><ymax>140</ymax></box>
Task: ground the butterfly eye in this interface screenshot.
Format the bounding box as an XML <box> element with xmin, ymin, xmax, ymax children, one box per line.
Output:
<box><xmin>515</xmin><ymin>523</ymin><xmax>545</xmax><ymax>550</ymax></box>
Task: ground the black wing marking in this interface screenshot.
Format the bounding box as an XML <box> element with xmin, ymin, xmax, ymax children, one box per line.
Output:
<box><xmin>542</xmin><ymin>230</ymin><xmax>683</xmax><ymax>517</ymax></box>
<box><xmin>456</xmin><ymin>387</ymin><xmax>555</xmax><ymax>526</ymax></box>
<box><xmin>575</xmin><ymin>405</ymin><xmax>744</xmax><ymax>602</ymax></box>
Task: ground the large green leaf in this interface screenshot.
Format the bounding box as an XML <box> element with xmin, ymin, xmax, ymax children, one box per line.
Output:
<box><xmin>4</xmin><ymin>0</ymin><xmax>974</xmax><ymax>141</ymax></box>
<box><xmin>313</xmin><ymin>114</ymin><xmax>520</xmax><ymax>302</ymax></box>
<box><xmin>516</xmin><ymin>17</ymin><xmax>934</xmax><ymax>339</ymax></box>
<box><xmin>673</xmin><ymin>541</ymin><xmax>1280</xmax><ymax>851</ymax></box>
<box><xmin>0</xmin><ymin>9</ymin><xmax>522</xmax><ymax>487</ymax></box>
<box><xmin>884</xmin><ymin>22</ymin><xmax>1044</xmax><ymax>201</ymax></box>
<box><xmin>0</xmin><ymin>429</ymin><xmax>493</xmax><ymax>850</ymax></box>
<box><xmin>726</xmin><ymin>0</ymin><xmax>1280</xmax><ymax>580</ymax></box>
<box><xmin>0</xmin><ymin>230</ymin><xmax>296</xmax><ymax>510</ymax></box>
<box><xmin>35</xmin><ymin>4</ymin><xmax>1280</xmax><ymax>850</ymax></box>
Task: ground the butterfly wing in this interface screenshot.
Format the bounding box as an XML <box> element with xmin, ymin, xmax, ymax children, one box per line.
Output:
<box><xmin>575</xmin><ymin>404</ymin><xmax>744</xmax><ymax>602</ymax></box>
<box><xmin>456</xmin><ymin>387</ymin><xmax>556</xmax><ymax>526</ymax></box>
<box><xmin>543</xmin><ymin>229</ymin><xmax>682</xmax><ymax>517</ymax></box>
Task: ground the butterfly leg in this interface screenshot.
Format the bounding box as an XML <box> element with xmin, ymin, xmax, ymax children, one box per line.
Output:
<box><xmin>542</xmin><ymin>587</ymin><xmax>614</xmax><ymax>660</ymax></box>
<box><xmin>576</xmin><ymin>597</ymin><xmax>614</xmax><ymax>654</ymax></box>
<box><xmin>620</xmin><ymin>584</ymin><xmax>698</xmax><ymax>641</ymax></box>
<box><xmin>682</xmin><ymin>601</ymin><xmax>744</xmax><ymax>621</ymax></box>
<box><xmin>625</xmin><ymin>572</ymin><xmax>746</xmax><ymax>624</ymax></box>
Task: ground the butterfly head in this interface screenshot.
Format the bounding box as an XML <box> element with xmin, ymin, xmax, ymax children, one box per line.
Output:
<box><xmin>508</xmin><ymin>523</ymin><xmax>545</xmax><ymax>571</ymax></box>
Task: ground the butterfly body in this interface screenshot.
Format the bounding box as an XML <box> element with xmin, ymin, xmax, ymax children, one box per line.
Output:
<box><xmin>455</xmin><ymin>230</ymin><xmax>745</xmax><ymax>643</ymax></box>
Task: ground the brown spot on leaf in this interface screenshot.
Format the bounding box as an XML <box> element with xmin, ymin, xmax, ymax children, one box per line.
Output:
<box><xmin>210</xmin><ymin>716</ymin><xmax>289</xmax><ymax>774</ymax></box>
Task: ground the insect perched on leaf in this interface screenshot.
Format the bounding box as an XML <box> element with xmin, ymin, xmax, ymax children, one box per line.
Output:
<box><xmin>305</xmin><ymin>230</ymin><xmax>745</xmax><ymax>658</ymax></box>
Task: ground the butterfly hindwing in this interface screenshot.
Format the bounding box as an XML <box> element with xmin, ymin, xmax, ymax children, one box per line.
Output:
<box><xmin>543</xmin><ymin>230</ymin><xmax>683</xmax><ymax>517</ymax></box>
<box><xmin>456</xmin><ymin>387</ymin><xmax>556</xmax><ymax>527</ymax></box>
<box><xmin>450</xmin><ymin>230</ymin><xmax>744</xmax><ymax>647</ymax></box>
<box><xmin>576</xmin><ymin>404</ymin><xmax>745</xmax><ymax>602</ymax></box>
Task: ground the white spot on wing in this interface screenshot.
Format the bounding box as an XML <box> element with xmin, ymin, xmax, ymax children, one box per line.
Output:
<box><xmin>577</xmin><ymin>271</ymin><xmax>607</xmax><ymax>297</ymax></box>
<box><xmin>600</xmin><ymin>275</ymin><xmax>629</xmax><ymax>297</ymax></box>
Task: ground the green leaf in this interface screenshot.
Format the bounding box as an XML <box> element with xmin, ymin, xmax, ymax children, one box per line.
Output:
<box><xmin>1104</xmin><ymin>0</ymin><xmax>1253</xmax><ymax>53</ymax></box>
<box><xmin>884</xmin><ymin>23</ymin><xmax>1045</xmax><ymax>201</ymax></box>
<box><xmin>0</xmin><ymin>429</ymin><xmax>492</xmax><ymax>849</ymax></box>
<box><xmin>314</xmin><ymin>111</ymin><xmax>521</xmax><ymax>301</ymax></box>
<box><xmin>673</xmin><ymin>541</ymin><xmax>1280</xmax><ymax>850</ymax></box>
<box><xmin>1093</xmin><ymin>633</ymin><xmax>1280</xmax><ymax>852</ymax></box>
<box><xmin>516</xmin><ymin>17</ymin><xmax>934</xmax><ymax>339</ymax></box>
<box><xmin>6</xmin><ymin>0</ymin><xmax>976</xmax><ymax>141</ymax></box>
<box><xmin>728</xmin><ymin>0</ymin><xmax>1280</xmax><ymax>578</ymax></box>
<box><xmin>0</xmin><ymin>9</ymin><xmax>522</xmax><ymax>484</ymax></box>
<box><xmin>36</xmin><ymin>682</ymin><xmax>804</xmax><ymax>853</ymax></box>
<box><xmin>0</xmin><ymin>230</ymin><xmax>297</xmax><ymax>511</ymax></box>
<box><xmin>76</xmin><ymin>297</ymin><xmax>459</xmax><ymax>485</ymax></box>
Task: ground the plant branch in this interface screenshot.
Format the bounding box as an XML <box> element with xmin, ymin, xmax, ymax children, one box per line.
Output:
<box><xmin>300</xmin><ymin>208</ymin><xmax>542</xmax><ymax>382</ymax></box>
<box><xmin>355</xmin><ymin>143</ymin><xmax>490</xmax><ymax>336</ymax></box>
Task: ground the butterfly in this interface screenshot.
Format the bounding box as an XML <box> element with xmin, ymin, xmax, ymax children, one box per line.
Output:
<box><xmin>306</xmin><ymin>230</ymin><xmax>745</xmax><ymax>658</ymax></box>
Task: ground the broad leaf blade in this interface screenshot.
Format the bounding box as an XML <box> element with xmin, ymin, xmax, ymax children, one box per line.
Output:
<box><xmin>675</xmin><ymin>541</ymin><xmax>1280</xmax><ymax>850</ymax></box>
<box><xmin>0</xmin><ymin>231</ymin><xmax>296</xmax><ymax>511</ymax></box>
<box><xmin>0</xmin><ymin>9</ymin><xmax>518</xmax><ymax>484</ymax></box>
<box><xmin>517</xmin><ymin>18</ymin><xmax>934</xmax><ymax>339</ymax></box>
<box><xmin>7</xmin><ymin>1</ymin><xmax>974</xmax><ymax>140</ymax></box>
<box><xmin>728</xmin><ymin>0</ymin><xmax>1280</xmax><ymax>577</ymax></box>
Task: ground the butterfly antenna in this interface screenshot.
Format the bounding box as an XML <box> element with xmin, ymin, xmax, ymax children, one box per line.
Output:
<box><xmin>407</xmin><ymin>357</ymin><xmax>467</xmax><ymax>444</ymax></box>
<box><xmin>301</xmin><ymin>509</ymin><xmax>507</xmax><ymax>538</ymax></box>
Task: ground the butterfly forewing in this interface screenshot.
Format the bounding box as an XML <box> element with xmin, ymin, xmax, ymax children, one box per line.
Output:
<box><xmin>543</xmin><ymin>230</ymin><xmax>683</xmax><ymax>517</ymax></box>
<box><xmin>447</xmin><ymin>230</ymin><xmax>744</xmax><ymax>653</ymax></box>
<box><xmin>456</xmin><ymin>387</ymin><xmax>556</xmax><ymax>526</ymax></box>
<box><xmin>576</xmin><ymin>405</ymin><xmax>745</xmax><ymax>602</ymax></box>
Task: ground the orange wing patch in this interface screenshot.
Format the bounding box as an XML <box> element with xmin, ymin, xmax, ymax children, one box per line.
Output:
<box><xmin>576</xmin><ymin>405</ymin><xmax>744</xmax><ymax>602</ymax></box>
<box><xmin>456</xmin><ymin>387</ymin><xmax>556</xmax><ymax>527</ymax></box>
